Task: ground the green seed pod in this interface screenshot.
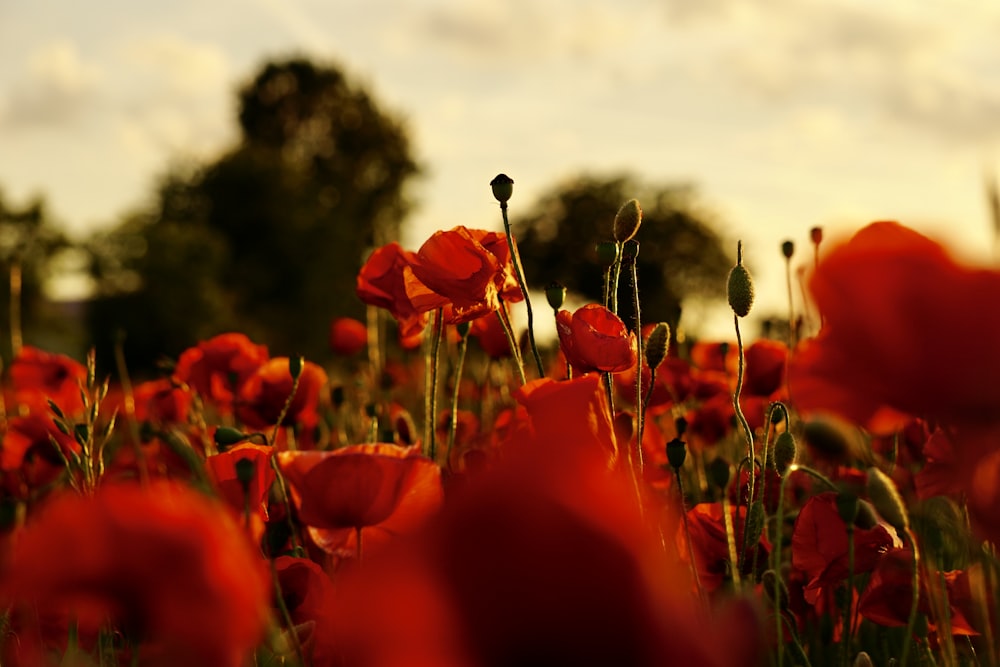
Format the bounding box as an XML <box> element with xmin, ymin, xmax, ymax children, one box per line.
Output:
<box><xmin>595</xmin><ymin>241</ymin><xmax>619</xmax><ymax>267</ymax></box>
<box><xmin>706</xmin><ymin>457</ymin><xmax>731</xmax><ymax>490</ymax></box>
<box><xmin>666</xmin><ymin>437</ymin><xmax>687</xmax><ymax>470</ymax></box>
<box><xmin>866</xmin><ymin>467</ymin><xmax>910</xmax><ymax>533</ymax></box>
<box><xmin>621</xmin><ymin>239</ymin><xmax>639</xmax><ymax>262</ymax></box>
<box><xmin>772</xmin><ymin>431</ymin><xmax>797</xmax><ymax>476</ymax></box>
<box><xmin>214</xmin><ymin>426</ymin><xmax>247</xmax><ymax>448</ymax></box>
<box><xmin>613</xmin><ymin>199</ymin><xmax>643</xmax><ymax>243</ymax></box>
<box><xmin>456</xmin><ymin>321</ymin><xmax>471</xmax><ymax>338</ymax></box>
<box><xmin>781</xmin><ymin>240</ymin><xmax>795</xmax><ymax>259</ymax></box>
<box><xmin>490</xmin><ymin>173</ymin><xmax>514</xmax><ymax>203</ymax></box>
<box><xmin>745</xmin><ymin>501</ymin><xmax>766</xmax><ymax>548</ymax></box>
<box><xmin>545</xmin><ymin>281</ymin><xmax>567</xmax><ymax>311</ymax></box>
<box><xmin>727</xmin><ymin>264</ymin><xmax>755</xmax><ymax>317</ymax></box>
<box><xmin>289</xmin><ymin>355</ymin><xmax>304</xmax><ymax>381</ymax></box>
<box><xmin>644</xmin><ymin>322</ymin><xmax>671</xmax><ymax>370</ymax></box>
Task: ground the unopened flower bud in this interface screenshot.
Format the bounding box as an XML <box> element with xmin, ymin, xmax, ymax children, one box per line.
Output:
<box><xmin>456</xmin><ymin>321</ymin><xmax>471</xmax><ymax>338</ymax></box>
<box><xmin>866</xmin><ymin>467</ymin><xmax>910</xmax><ymax>533</ymax></box>
<box><xmin>773</xmin><ymin>431</ymin><xmax>797</xmax><ymax>476</ymax></box>
<box><xmin>810</xmin><ymin>226</ymin><xmax>823</xmax><ymax>245</ymax></box>
<box><xmin>214</xmin><ymin>427</ymin><xmax>246</xmax><ymax>449</ymax></box>
<box><xmin>666</xmin><ymin>437</ymin><xmax>686</xmax><ymax>470</ymax></box>
<box><xmin>836</xmin><ymin>492</ymin><xmax>860</xmax><ymax>525</ymax></box>
<box><xmin>674</xmin><ymin>415</ymin><xmax>688</xmax><ymax>437</ymax></box>
<box><xmin>746</xmin><ymin>501</ymin><xmax>766</xmax><ymax>547</ymax></box>
<box><xmin>644</xmin><ymin>322</ymin><xmax>671</xmax><ymax>369</ymax></box>
<box><xmin>490</xmin><ymin>173</ymin><xmax>514</xmax><ymax>203</ymax></box>
<box><xmin>234</xmin><ymin>457</ymin><xmax>255</xmax><ymax>493</ymax></box>
<box><xmin>727</xmin><ymin>254</ymin><xmax>755</xmax><ymax>318</ymax></box>
<box><xmin>621</xmin><ymin>239</ymin><xmax>639</xmax><ymax>262</ymax></box>
<box><xmin>852</xmin><ymin>653</ymin><xmax>873</xmax><ymax>667</ymax></box>
<box><xmin>781</xmin><ymin>240</ymin><xmax>795</xmax><ymax>259</ymax></box>
<box><xmin>289</xmin><ymin>355</ymin><xmax>304</xmax><ymax>381</ymax></box>
<box><xmin>613</xmin><ymin>199</ymin><xmax>643</xmax><ymax>243</ymax></box>
<box><xmin>706</xmin><ymin>457</ymin><xmax>731</xmax><ymax>490</ymax></box>
<box><xmin>595</xmin><ymin>241</ymin><xmax>619</xmax><ymax>267</ymax></box>
<box><xmin>545</xmin><ymin>282</ymin><xmax>567</xmax><ymax>311</ymax></box>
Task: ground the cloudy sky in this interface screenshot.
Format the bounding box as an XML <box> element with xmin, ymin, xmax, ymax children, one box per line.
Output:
<box><xmin>1</xmin><ymin>0</ymin><xmax>998</xmax><ymax>336</ymax></box>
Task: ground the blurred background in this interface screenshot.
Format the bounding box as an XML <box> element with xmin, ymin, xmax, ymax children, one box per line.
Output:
<box><xmin>0</xmin><ymin>0</ymin><xmax>998</xmax><ymax>372</ymax></box>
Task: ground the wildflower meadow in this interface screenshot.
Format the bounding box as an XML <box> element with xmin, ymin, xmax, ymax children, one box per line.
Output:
<box><xmin>0</xmin><ymin>175</ymin><xmax>996</xmax><ymax>667</ymax></box>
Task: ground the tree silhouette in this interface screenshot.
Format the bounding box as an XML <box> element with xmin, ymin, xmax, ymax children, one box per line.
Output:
<box><xmin>87</xmin><ymin>57</ymin><xmax>421</xmax><ymax>371</ymax></box>
<box><xmin>512</xmin><ymin>173</ymin><xmax>733</xmax><ymax>334</ymax></box>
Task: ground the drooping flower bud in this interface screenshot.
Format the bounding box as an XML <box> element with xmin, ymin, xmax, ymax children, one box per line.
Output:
<box><xmin>644</xmin><ymin>322</ymin><xmax>671</xmax><ymax>370</ymax></box>
<box><xmin>545</xmin><ymin>281</ymin><xmax>567</xmax><ymax>311</ymax></box>
<box><xmin>772</xmin><ymin>431</ymin><xmax>797</xmax><ymax>476</ymax></box>
<box><xmin>613</xmin><ymin>199</ymin><xmax>642</xmax><ymax>243</ymax></box>
<box><xmin>866</xmin><ymin>467</ymin><xmax>910</xmax><ymax>533</ymax></box>
<box><xmin>727</xmin><ymin>243</ymin><xmax>755</xmax><ymax>317</ymax></box>
<box><xmin>490</xmin><ymin>173</ymin><xmax>514</xmax><ymax>203</ymax></box>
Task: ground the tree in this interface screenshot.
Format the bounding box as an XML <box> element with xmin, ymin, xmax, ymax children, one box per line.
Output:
<box><xmin>512</xmin><ymin>173</ymin><xmax>733</xmax><ymax>334</ymax></box>
<box><xmin>87</xmin><ymin>57</ymin><xmax>421</xmax><ymax>371</ymax></box>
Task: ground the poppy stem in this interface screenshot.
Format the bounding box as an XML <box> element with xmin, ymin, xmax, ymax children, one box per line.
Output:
<box><xmin>773</xmin><ymin>472</ymin><xmax>792</xmax><ymax>667</ymax></box>
<box><xmin>447</xmin><ymin>327</ymin><xmax>470</xmax><ymax>468</ymax></box>
<box><xmin>675</xmin><ymin>469</ymin><xmax>706</xmax><ymax>605</ymax></box>
<box><xmin>733</xmin><ymin>313</ymin><xmax>756</xmax><ymax>574</ymax></box>
<box><xmin>784</xmin><ymin>252</ymin><xmax>796</xmax><ymax>350</ymax></box>
<box><xmin>841</xmin><ymin>522</ymin><xmax>855</xmax><ymax>667</ymax></box>
<box><xmin>428</xmin><ymin>309</ymin><xmax>445</xmax><ymax>461</ymax></box>
<box><xmin>499</xmin><ymin>202</ymin><xmax>545</xmax><ymax>379</ymax></box>
<box><xmin>495</xmin><ymin>301</ymin><xmax>527</xmax><ymax>386</ymax></box>
<box><xmin>269</xmin><ymin>557</ymin><xmax>307</xmax><ymax>667</ymax></box>
<box><xmin>9</xmin><ymin>260</ymin><xmax>21</xmax><ymax>359</ymax></box>
<box><xmin>629</xmin><ymin>244</ymin><xmax>645</xmax><ymax>474</ymax></box>
<box><xmin>270</xmin><ymin>365</ymin><xmax>303</xmax><ymax>449</ymax></box>
<box><xmin>900</xmin><ymin>527</ymin><xmax>922</xmax><ymax>667</ymax></box>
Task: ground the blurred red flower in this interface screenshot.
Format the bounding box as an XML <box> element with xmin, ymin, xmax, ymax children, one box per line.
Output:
<box><xmin>8</xmin><ymin>346</ymin><xmax>87</xmax><ymax>416</ymax></box>
<box><xmin>0</xmin><ymin>413</ymin><xmax>79</xmax><ymax>498</ymax></box>
<box><xmin>790</xmin><ymin>221</ymin><xmax>1000</xmax><ymax>429</ymax></box>
<box><xmin>1</xmin><ymin>481</ymin><xmax>270</xmax><ymax>667</ymax></box>
<box><xmin>556</xmin><ymin>303</ymin><xmax>637</xmax><ymax>374</ymax></box>
<box><xmin>791</xmin><ymin>492</ymin><xmax>896</xmax><ymax>606</ymax></box>
<box><xmin>356</xmin><ymin>242</ymin><xmax>430</xmax><ymax>338</ymax></box>
<box><xmin>175</xmin><ymin>333</ymin><xmax>269</xmax><ymax>415</ymax></box>
<box><xmin>235</xmin><ymin>357</ymin><xmax>328</xmax><ymax>431</ymax></box>
<box><xmin>405</xmin><ymin>226</ymin><xmax>523</xmax><ymax>324</ymax></box>
<box><xmin>277</xmin><ymin>443</ymin><xmax>443</xmax><ymax>557</ymax></box>
<box><xmin>329</xmin><ymin>316</ymin><xmax>368</xmax><ymax>356</ymax></box>
<box><xmin>469</xmin><ymin>309</ymin><xmax>513</xmax><ymax>359</ymax></box>
<box><xmin>680</xmin><ymin>502</ymin><xmax>771</xmax><ymax>594</ymax></box>
<box><xmin>130</xmin><ymin>377</ymin><xmax>192</xmax><ymax>424</ymax></box>
<box><xmin>206</xmin><ymin>442</ymin><xmax>276</xmax><ymax>542</ymax></box>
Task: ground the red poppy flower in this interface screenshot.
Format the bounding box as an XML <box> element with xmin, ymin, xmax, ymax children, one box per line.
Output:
<box><xmin>277</xmin><ymin>444</ymin><xmax>443</xmax><ymax>557</ymax></box>
<box><xmin>405</xmin><ymin>226</ymin><xmax>523</xmax><ymax>324</ymax></box>
<box><xmin>175</xmin><ymin>333</ymin><xmax>269</xmax><ymax>414</ymax></box>
<box><xmin>513</xmin><ymin>374</ymin><xmax>619</xmax><ymax>466</ymax></box>
<box><xmin>130</xmin><ymin>377</ymin><xmax>192</xmax><ymax>424</ymax></box>
<box><xmin>790</xmin><ymin>221</ymin><xmax>1000</xmax><ymax>429</ymax></box>
<box><xmin>791</xmin><ymin>492</ymin><xmax>897</xmax><ymax>606</ymax></box>
<box><xmin>235</xmin><ymin>357</ymin><xmax>328</xmax><ymax>431</ymax></box>
<box><xmin>858</xmin><ymin>548</ymin><xmax>978</xmax><ymax>635</ymax></box>
<box><xmin>272</xmin><ymin>555</ymin><xmax>338</xmax><ymax>663</ymax></box>
<box><xmin>329</xmin><ymin>316</ymin><xmax>368</xmax><ymax>356</ymax></box>
<box><xmin>0</xmin><ymin>413</ymin><xmax>79</xmax><ymax>497</ymax></box>
<box><xmin>679</xmin><ymin>502</ymin><xmax>771</xmax><ymax>594</ymax></box>
<box><xmin>556</xmin><ymin>304</ymin><xmax>637</xmax><ymax>374</ymax></box>
<box><xmin>8</xmin><ymin>346</ymin><xmax>87</xmax><ymax>416</ymax></box>
<box><xmin>689</xmin><ymin>341</ymin><xmax>737</xmax><ymax>374</ymax></box>
<box><xmin>356</xmin><ymin>242</ymin><xmax>430</xmax><ymax>337</ymax></box>
<box><xmin>744</xmin><ymin>339</ymin><xmax>787</xmax><ymax>398</ymax></box>
<box><xmin>1</xmin><ymin>481</ymin><xmax>270</xmax><ymax>667</ymax></box>
<box><xmin>206</xmin><ymin>442</ymin><xmax>276</xmax><ymax>542</ymax></box>
<box><xmin>469</xmin><ymin>308</ymin><xmax>513</xmax><ymax>359</ymax></box>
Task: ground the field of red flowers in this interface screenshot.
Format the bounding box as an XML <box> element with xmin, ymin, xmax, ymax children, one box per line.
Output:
<box><xmin>0</xmin><ymin>178</ymin><xmax>997</xmax><ymax>667</ymax></box>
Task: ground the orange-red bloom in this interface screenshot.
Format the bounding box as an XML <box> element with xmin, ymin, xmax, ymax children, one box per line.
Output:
<box><xmin>790</xmin><ymin>221</ymin><xmax>1000</xmax><ymax>429</ymax></box>
<box><xmin>556</xmin><ymin>303</ymin><xmax>637</xmax><ymax>374</ymax></box>
<box><xmin>235</xmin><ymin>357</ymin><xmax>328</xmax><ymax>431</ymax></box>
<box><xmin>206</xmin><ymin>442</ymin><xmax>276</xmax><ymax>542</ymax></box>
<box><xmin>277</xmin><ymin>443</ymin><xmax>443</xmax><ymax>557</ymax></box>
<box><xmin>1</xmin><ymin>481</ymin><xmax>270</xmax><ymax>667</ymax></box>
<box><xmin>175</xmin><ymin>333</ymin><xmax>269</xmax><ymax>414</ymax></box>
<box><xmin>405</xmin><ymin>226</ymin><xmax>523</xmax><ymax>324</ymax></box>
<box><xmin>8</xmin><ymin>346</ymin><xmax>87</xmax><ymax>416</ymax></box>
<box><xmin>329</xmin><ymin>316</ymin><xmax>368</xmax><ymax>356</ymax></box>
<box><xmin>356</xmin><ymin>242</ymin><xmax>429</xmax><ymax>337</ymax></box>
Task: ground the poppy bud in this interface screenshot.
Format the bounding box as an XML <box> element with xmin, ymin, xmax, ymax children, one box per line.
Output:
<box><xmin>674</xmin><ymin>415</ymin><xmax>688</xmax><ymax>437</ymax></box>
<box><xmin>781</xmin><ymin>240</ymin><xmax>794</xmax><ymax>259</ymax></box>
<box><xmin>289</xmin><ymin>355</ymin><xmax>304</xmax><ymax>381</ymax></box>
<box><xmin>621</xmin><ymin>239</ymin><xmax>639</xmax><ymax>262</ymax></box>
<box><xmin>810</xmin><ymin>226</ymin><xmax>823</xmax><ymax>245</ymax></box>
<box><xmin>545</xmin><ymin>282</ymin><xmax>567</xmax><ymax>311</ymax></box>
<box><xmin>595</xmin><ymin>241</ymin><xmax>619</xmax><ymax>267</ymax></box>
<box><xmin>836</xmin><ymin>492</ymin><xmax>859</xmax><ymax>525</ymax></box>
<box><xmin>234</xmin><ymin>457</ymin><xmax>255</xmax><ymax>493</ymax></box>
<box><xmin>490</xmin><ymin>173</ymin><xmax>514</xmax><ymax>203</ymax></box>
<box><xmin>762</xmin><ymin>570</ymin><xmax>790</xmax><ymax>611</ymax></box>
<box><xmin>644</xmin><ymin>322</ymin><xmax>671</xmax><ymax>370</ymax></box>
<box><xmin>772</xmin><ymin>431</ymin><xmax>797</xmax><ymax>476</ymax></box>
<box><xmin>866</xmin><ymin>467</ymin><xmax>910</xmax><ymax>533</ymax></box>
<box><xmin>214</xmin><ymin>427</ymin><xmax>246</xmax><ymax>448</ymax></box>
<box><xmin>746</xmin><ymin>501</ymin><xmax>765</xmax><ymax>548</ymax></box>
<box><xmin>456</xmin><ymin>321</ymin><xmax>471</xmax><ymax>338</ymax></box>
<box><xmin>613</xmin><ymin>199</ymin><xmax>642</xmax><ymax>243</ymax></box>
<box><xmin>666</xmin><ymin>437</ymin><xmax>686</xmax><ymax>470</ymax></box>
<box><xmin>706</xmin><ymin>457</ymin><xmax>731</xmax><ymax>490</ymax></box>
<box><xmin>853</xmin><ymin>653</ymin><xmax>874</xmax><ymax>667</ymax></box>
<box><xmin>727</xmin><ymin>251</ymin><xmax>755</xmax><ymax>318</ymax></box>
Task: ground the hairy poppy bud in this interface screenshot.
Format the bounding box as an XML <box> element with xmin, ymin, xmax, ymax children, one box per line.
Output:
<box><xmin>781</xmin><ymin>240</ymin><xmax>795</xmax><ymax>259</ymax></box>
<box><xmin>545</xmin><ymin>281</ymin><xmax>566</xmax><ymax>311</ymax></box>
<box><xmin>866</xmin><ymin>467</ymin><xmax>910</xmax><ymax>533</ymax></box>
<box><xmin>773</xmin><ymin>431</ymin><xmax>797</xmax><ymax>476</ymax></box>
<box><xmin>595</xmin><ymin>241</ymin><xmax>619</xmax><ymax>267</ymax></box>
<box><xmin>621</xmin><ymin>239</ymin><xmax>639</xmax><ymax>262</ymax></box>
<box><xmin>727</xmin><ymin>252</ymin><xmax>755</xmax><ymax>318</ymax></box>
<box><xmin>644</xmin><ymin>322</ymin><xmax>671</xmax><ymax>369</ymax></box>
<box><xmin>214</xmin><ymin>426</ymin><xmax>246</xmax><ymax>448</ymax></box>
<box><xmin>490</xmin><ymin>173</ymin><xmax>514</xmax><ymax>203</ymax></box>
<box><xmin>746</xmin><ymin>501</ymin><xmax>766</xmax><ymax>548</ymax></box>
<box><xmin>666</xmin><ymin>437</ymin><xmax>686</xmax><ymax>470</ymax></box>
<box><xmin>613</xmin><ymin>199</ymin><xmax>642</xmax><ymax>243</ymax></box>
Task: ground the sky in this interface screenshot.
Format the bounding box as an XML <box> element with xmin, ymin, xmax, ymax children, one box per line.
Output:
<box><xmin>1</xmin><ymin>0</ymin><xmax>999</xmax><ymax>339</ymax></box>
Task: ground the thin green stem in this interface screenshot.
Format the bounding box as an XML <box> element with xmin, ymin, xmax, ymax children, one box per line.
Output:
<box><xmin>785</xmin><ymin>255</ymin><xmax>796</xmax><ymax>349</ymax></box>
<box><xmin>447</xmin><ymin>330</ymin><xmax>469</xmax><ymax>467</ymax></box>
<box><xmin>428</xmin><ymin>309</ymin><xmax>445</xmax><ymax>460</ymax></box>
<box><xmin>675</xmin><ymin>468</ymin><xmax>705</xmax><ymax>604</ymax></box>
<box><xmin>842</xmin><ymin>523</ymin><xmax>855</xmax><ymax>667</ymax></box>
<box><xmin>630</xmin><ymin>253</ymin><xmax>645</xmax><ymax>473</ymax></box>
<box><xmin>901</xmin><ymin>527</ymin><xmax>922</xmax><ymax>667</ymax></box>
<box><xmin>499</xmin><ymin>202</ymin><xmax>544</xmax><ymax>378</ymax></box>
<box><xmin>270</xmin><ymin>557</ymin><xmax>307</xmax><ymax>667</ymax></box>
<box><xmin>270</xmin><ymin>364</ymin><xmax>303</xmax><ymax>449</ymax></box>
<box><xmin>734</xmin><ymin>314</ymin><xmax>756</xmax><ymax>573</ymax></box>
<box><xmin>496</xmin><ymin>302</ymin><xmax>527</xmax><ymax>385</ymax></box>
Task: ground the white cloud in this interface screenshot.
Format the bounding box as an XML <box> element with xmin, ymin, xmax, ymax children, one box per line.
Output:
<box><xmin>1</xmin><ymin>40</ymin><xmax>103</xmax><ymax>127</ymax></box>
<box><xmin>120</xmin><ymin>35</ymin><xmax>230</xmax><ymax>97</ymax></box>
